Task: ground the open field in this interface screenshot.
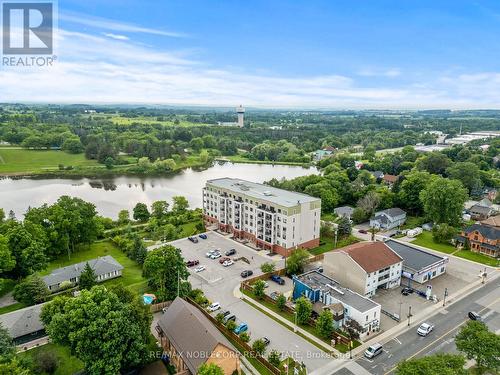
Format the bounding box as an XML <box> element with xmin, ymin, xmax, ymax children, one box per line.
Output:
<box><xmin>94</xmin><ymin>114</ymin><xmax>212</xmax><ymax>127</ymax></box>
<box><xmin>19</xmin><ymin>343</ymin><xmax>84</xmax><ymax>375</ymax></box>
<box><xmin>309</xmin><ymin>235</ymin><xmax>359</xmax><ymax>256</ymax></box>
<box><xmin>223</xmin><ymin>154</ymin><xmax>312</xmax><ymax>167</ymax></box>
<box><xmin>40</xmin><ymin>241</ymin><xmax>148</xmax><ymax>294</ymax></box>
<box><xmin>0</xmin><ymin>148</ymin><xmax>99</xmax><ymax>174</ymax></box>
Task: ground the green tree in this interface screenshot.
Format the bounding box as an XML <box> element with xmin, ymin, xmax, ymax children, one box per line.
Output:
<box><xmin>117</xmin><ymin>210</ymin><xmax>130</xmax><ymax>225</ymax></box>
<box><xmin>276</xmin><ymin>293</ymin><xmax>287</xmax><ymax>311</ymax></box>
<box><xmin>104</xmin><ymin>157</ymin><xmax>114</xmax><ymax>169</ymax></box>
<box><xmin>351</xmin><ymin>207</ymin><xmax>368</xmax><ymax>224</ymax></box>
<box><xmin>260</xmin><ymin>262</ymin><xmax>275</xmax><ymax>273</ymax></box>
<box><xmin>416</xmin><ymin>152</ymin><xmax>452</xmax><ymax>175</ymax></box>
<box><xmin>0</xmin><ymin>323</ymin><xmax>15</xmax><ymax>359</ymax></box>
<box><xmin>133</xmin><ymin>203</ymin><xmax>150</xmax><ymax>222</ymax></box>
<box><xmin>79</xmin><ymin>262</ymin><xmax>97</xmax><ymax>290</ymax></box>
<box><xmin>286</xmin><ymin>248</ymin><xmax>309</xmax><ymax>276</ymax></box>
<box><xmin>397</xmin><ymin>171</ymin><xmax>432</xmax><ymax>214</ymax></box>
<box><xmin>0</xmin><ymin>235</ymin><xmax>15</xmax><ymax>274</ymax></box>
<box><xmin>268</xmin><ymin>349</ymin><xmax>282</xmax><ymax>367</ymax></box>
<box><xmin>420</xmin><ymin>177</ymin><xmax>468</xmax><ymax>225</ymax></box>
<box><xmin>172</xmin><ymin>196</ymin><xmax>189</xmax><ymax>213</ymax></box>
<box><xmin>395</xmin><ymin>353</ymin><xmax>466</xmax><ymax>375</ymax></box>
<box><xmin>142</xmin><ymin>245</ymin><xmax>190</xmax><ymax>301</ymax></box>
<box><xmin>432</xmin><ymin>224</ymin><xmax>457</xmax><ymax>244</ymax></box>
<box><xmin>252</xmin><ymin>339</ymin><xmax>267</xmax><ymax>356</ymax></box>
<box><xmin>446</xmin><ymin>162</ymin><xmax>483</xmax><ymax>195</ymax></box>
<box><xmin>198</xmin><ymin>363</ymin><xmax>224</xmax><ymax>375</ymax></box>
<box><xmin>295</xmin><ymin>297</ymin><xmax>312</xmax><ymax>325</ymax></box>
<box><xmin>337</xmin><ymin>216</ymin><xmax>352</xmax><ymax>237</ymax></box>
<box><xmin>62</xmin><ymin>137</ymin><xmax>84</xmax><ymax>154</ymax></box>
<box><xmin>226</xmin><ymin>319</ymin><xmax>237</xmax><ymax>332</ymax></box>
<box><xmin>316</xmin><ymin>309</ymin><xmax>334</xmax><ymax>339</ymax></box>
<box><xmin>239</xmin><ymin>331</ymin><xmax>250</xmax><ymax>343</ymax></box>
<box><xmin>189</xmin><ymin>137</ymin><xmax>204</xmax><ymax>152</ymax></box>
<box><xmin>151</xmin><ymin>200</ymin><xmax>169</xmax><ymax>220</ymax></box>
<box><xmin>455</xmin><ymin>321</ymin><xmax>500</xmax><ymax>373</ymax></box>
<box><xmin>13</xmin><ymin>275</ymin><xmax>49</xmax><ymax>305</ymax></box>
<box><xmin>41</xmin><ymin>286</ymin><xmax>152</xmax><ymax>375</ymax></box>
<box><xmin>253</xmin><ymin>280</ymin><xmax>266</xmax><ymax>300</ymax></box>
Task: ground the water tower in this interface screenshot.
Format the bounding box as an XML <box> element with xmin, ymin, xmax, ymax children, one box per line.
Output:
<box><xmin>236</xmin><ymin>105</ymin><xmax>245</xmax><ymax>127</ymax></box>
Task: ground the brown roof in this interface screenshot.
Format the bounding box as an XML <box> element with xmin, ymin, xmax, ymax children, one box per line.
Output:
<box><xmin>157</xmin><ymin>297</ymin><xmax>237</xmax><ymax>374</ymax></box>
<box><xmin>340</xmin><ymin>242</ymin><xmax>403</xmax><ymax>273</ymax></box>
<box><xmin>383</xmin><ymin>174</ymin><xmax>398</xmax><ymax>183</ymax></box>
<box><xmin>481</xmin><ymin>215</ymin><xmax>500</xmax><ymax>228</ymax></box>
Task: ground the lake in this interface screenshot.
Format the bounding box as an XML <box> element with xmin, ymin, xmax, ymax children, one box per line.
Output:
<box><xmin>0</xmin><ymin>162</ymin><xmax>318</xmax><ymax>218</ymax></box>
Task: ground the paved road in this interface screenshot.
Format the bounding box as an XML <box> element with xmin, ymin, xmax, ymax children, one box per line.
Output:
<box><xmin>334</xmin><ymin>277</ymin><xmax>500</xmax><ymax>374</ymax></box>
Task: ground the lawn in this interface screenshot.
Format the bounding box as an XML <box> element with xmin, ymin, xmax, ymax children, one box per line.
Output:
<box><xmin>0</xmin><ymin>302</ymin><xmax>26</xmax><ymax>315</ymax></box>
<box><xmin>412</xmin><ymin>232</ymin><xmax>456</xmax><ymax>254</ymax></box>
<box><xmin>40</xmin><ymin>241</ymin><xmax>148</xmax><ymax>294</ymax></box>
<box><xmin>224</xmin><ymin>154</ymin><xmax>311</xmax><ymax>166</ymax></box>
<box><xmin>0</xmin><ymin>148</ymin><xmax>99</xmax><ymax>174</ymax></box>
<box><xmin>18</xmin><ymin>343</ymin><xmax>84</xmax><ymax>375</ymax></box>
<box><xmin>454</xmin><ymin>250</ymin><xmax>499</xmax><ymax>267</ymax></box>
<box><xmin>107</xmin><ymin>115</ymin><xmax>211</xmax><ymax>127</ymax></box>
<box><xmin>309</xmin><ymin>235</ymin><xmax>359</xmax><ymax>256</ymax></box>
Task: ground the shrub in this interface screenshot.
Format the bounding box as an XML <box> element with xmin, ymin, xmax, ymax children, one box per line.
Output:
<box><xmin>260</xmin><ymin>262</ymin><xmax>275</xmax><ymax>273</ymax></box>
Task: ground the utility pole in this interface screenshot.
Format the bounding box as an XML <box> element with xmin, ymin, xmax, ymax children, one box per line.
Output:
<box><xmin>481</xmin><ymin>268</ymin><xmax>487</xmax><ymax>284</ymax></box>
<box><xmin>407</xmin><ymin>306</ymin><xmax>412</xmax><ymax>327</ymax></box>
<box><xmin>294</xmin><ymin>311</ymin><xmax>298</xmax><ymax>332</ymax></box>
<box><xmin>442</xmin><ymin>288</ymin><xmax>448</xmax><ymax>307</ymax></box>
<box><xmin>334</xmin><ymin>229</ymin><xmax>338</xmax><ymax>248</ymax></box>
<box><xmin>177</xmin><ymin>269</ymin><xmax>180</xmax><ymax>297</ymax></box>
<box><xmin>398</xmin><ymin>300</ymin><xmax>403</xmax><ymax>321</ymax></box>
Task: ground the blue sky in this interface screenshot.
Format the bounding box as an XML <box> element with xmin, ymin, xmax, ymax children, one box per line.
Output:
<box><xmin>2</xmin><ymin>0</ymin><xmax>500</xmax><ymax>108</ymax></box>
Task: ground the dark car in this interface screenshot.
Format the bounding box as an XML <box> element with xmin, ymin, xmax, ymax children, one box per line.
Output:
<box><xmin>359</xmin><ymin>229</ymin><xmax>368</xmax><ymax>234</ymax></box>
<box><xmin>401</xmin><ymin>287</ymin><xmax>413</xmax><ymax>296</ymax></box>
<box><xmin>199</xmin><ymin>233</ymin><xmax>208</xmax><ymax>240</ymax></box>
<box><xmin>219</xmin><ymin>257</ymin><xmax>230</xmax><ymax>264</ymax></box>
<box><xmin>241</xmin><ymin>270</ymin><xmax>253</xmax><ymax>278</ymax></box>
<box><xmin>188</xmin><ymin>236</ymin><xmax>198</xmax><ymax>243</ymax></box>
<box><xmin>270</xmin><ymin>275</ymin><xmax>285</xmax><ymax>285</ymax></box>
<box><xmin>226</xmin><ymin>248</ymin><xmax>236</xmax><ymax>256</ymax></box>
<box><xmin>186</xmin><ymin>260</ymin><xmax>200</xmax><ymax>267</ymax></box>
<box><xmin>262</xmin><ymin>337</ymin><xmax>270</xmax><ymax>346</ymax></box>
<box><xmin>468</xmin><ymin>311</ymin><xmax>482</xmax><ymax>321</ymax></box>
<box><xmin>219</xmin><ymin>310</ymin><xmax>231</xmax><ymax>318</ymax></box>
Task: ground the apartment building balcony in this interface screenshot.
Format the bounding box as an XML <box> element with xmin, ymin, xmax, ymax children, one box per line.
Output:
<box><xmin>258</xmin><ymin>205</ymin><xmax>276</xmax><ymax>214</ymax></box>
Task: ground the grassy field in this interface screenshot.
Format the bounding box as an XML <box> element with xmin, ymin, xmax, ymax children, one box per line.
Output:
<box><xmin>0</xmin><ymin>302</ymin><xmax>26</xmax><ymax>315</ymax></box>
<box><xmin>454</xmin><ymin>250</ymin><xmax>499</xmax><ymax>267</ymax></box>
<box><xmin>0</xmin><ymin>148</ymin><xmax>99</xmax><ymax>174</ymax></box>
<box><xmin>309</xmin><ymin>235</ymin><xmax>359</xmax><ymax>256</ymax></box>
<box><xmin>224</xmin><ymin>154</ymin><xmax>311</xmax><ymax>166</ymax></box>
<box><xmin>107</xmin><ymin>115</ymin><xmax>211</xmax><ymax>127</ymax></box>
<box><xmin>412</xmin><ymin>232</ymin><xmax>456</xmax><ymax>254</ymax></box>
<box><xmin>19</xmin><ymin>343</ymin><xmax>84</xmax><ymax>375</ymax></box>
<box><xmin>40</xmin><ymin>240</ymin><xmax>149</xmax><ymax>294</ymax></box>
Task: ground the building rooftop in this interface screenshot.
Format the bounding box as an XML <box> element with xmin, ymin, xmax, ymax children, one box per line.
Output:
<box><xmin>339</xmin><ymin>242</ymin><xmax>403</xmax><ymax>273</ymax></box>
<box><xmin>157</xmin><ymin>297</ymin><xmax>237</xmax><ymax>374</ymax></box>
<box><xmin>384</xmin><ymin>239</ymin><xmax>448</xmax><ymax>272</ymax></box>
<box><xmin>375</xmin><ymin>208</ymin><xmax>406</xmax><ymax>218</ymax></box>
<box><xmin>0</xmin><ymin>303</ymin><xmax>45</xmax><ymax>339</ymax></box>
<box><xmin>206</xmin><ymin>178</ymin><xmax>320</xmax><ymax>208</ymax></box>
<box><xmin>295</xmin><ymin>271</ymin><xmax>380</xmax><ymax>313</ymax></box>
<box><xmin>42</xmin><ymin>255</ymin><xmax>123</xmax><ymax>287</ymax></box>
<box><xmin>482</xmin><ymin>215</ymin><xmax>500</xmax><ymax>228</ymax></box>
<box><xmin>464</xmin><ymin>224</ymin><xmax>500</xmax><ymax>240</ymax></box>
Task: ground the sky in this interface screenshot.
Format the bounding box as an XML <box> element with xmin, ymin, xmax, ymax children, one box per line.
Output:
<box><xmin>2</xmin><ymin>0</ymin><xmax>500</xmax><ymax>109</ymax></box>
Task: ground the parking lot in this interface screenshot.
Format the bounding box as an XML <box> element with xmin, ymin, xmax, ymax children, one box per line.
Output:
<box><xmin>166</xmin><ymin>232</ymin><xmax>339</xmax><ymax>372</ymax></box>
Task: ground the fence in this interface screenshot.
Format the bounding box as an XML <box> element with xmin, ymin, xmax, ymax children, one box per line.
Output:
<box><xmin>185</xmin><ymin>298</ymin><xmax>281</xmax><ymax>375</ymax></box>
<box><xmin>150</xmin><ymin>301</ymin><xmax>172</xmax><ymax>313</ymax></box>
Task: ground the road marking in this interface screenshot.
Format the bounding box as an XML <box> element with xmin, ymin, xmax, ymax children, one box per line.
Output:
<box><xmin>383</xmin><ymin>296</ymin><xmax>500</xmax><ymax>375</ymax></box>
<box><xmin>392</xmin><ymin>337</ymin><xmax>402</xmax><ymax>345</ymax></box>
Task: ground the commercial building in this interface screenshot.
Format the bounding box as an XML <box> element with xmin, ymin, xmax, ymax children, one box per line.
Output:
<box><xmin>323</xmin><ymin>242</ymin><xmax>403</xmax><ymax>297</ymax></box>
<box><xmin>384</xmin><ymin>239</ymin><xmax>448</xmax><ymax>284</ymax></box>
<box><xmin>156</xmin><ymin>297</ymin><xmax>240</xmax><ymax>375</ymax></box>
<box><xmin>43</xmin><ymin>255</ymin><xmax>123</xmax><ymax>292</ymax></box>
<box><xmin>293</xmin><ymin>271</ymin><xmax>381</xmax><ymax>338</ymax></box>
<box><xmin>0</xmin><ymin>303</ymin><xmax>46</xmax><ymax>345</ymax></box>
<box><xmin>203</xmin><ymin>178</ymin><xmax>321</xmax><ymax>256</ymax></box>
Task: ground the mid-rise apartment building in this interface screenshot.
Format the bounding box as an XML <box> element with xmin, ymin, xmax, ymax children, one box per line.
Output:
<box><xmin>203</xmin><ymin>178</ymin><xmax>321</xmax><ymax>256</ymax></box>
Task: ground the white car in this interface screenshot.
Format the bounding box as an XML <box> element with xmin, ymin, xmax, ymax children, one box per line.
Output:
<box><xmin>222</xmin><ymin>260</ymin><xmax>234</xmax><ymax>267</ymax></box>
<box><xmin>417</xmin><ymin>322</ymin><xmax>434</xmax><ymax>337</ymax></box>
<box><xmin>210</xmin><ymin>252</ymin><xmax>222</xmax><ymax>259</ymax></box>
<box><xmin>194</xmin><ymin>265</ymin><xmax>206</xmax><ymax>273</ymax></box>
<box><xmin>208</xmin><ymin>302</ymin><xmax>221</xmax><ymax>312</ymax></box>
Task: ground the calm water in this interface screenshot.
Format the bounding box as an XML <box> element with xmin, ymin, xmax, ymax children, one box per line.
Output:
<box><xmin>0</xmin><ymin>162</ymin><xmax>318</xmax><ymax>219</ymax></box>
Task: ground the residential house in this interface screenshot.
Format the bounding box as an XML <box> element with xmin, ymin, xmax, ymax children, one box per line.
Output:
<box><xmin>293</xmin><ymin>271</ymin><xmax>381</xmax><ymax>338</ymax></box>
<box><xmin>42</xmin><ymin>255</ymin><xmax>123</xmax><ymax>292</ymax></box>
<box><xmin>384</xmin><ymin>239</ymin><xmax>448</xmax><ymax>284</ymax></box>
<box><xmin>369</xmin><ymin>171</ymin><xmax>384</xmax><ymax>181</ymax></box>
<box><xmin>313</xmin><ymin>146</ymin><xmax>336</xmax><ymax>161</ymax></box>
<box><xmin>481</xmin><ymin>215</ymin><xmax>500</xmax><ymax>228</ymax></box>
<box><xmin>455</xmin><ymin>224</ymin><xmax>499</xmax><ymax>258</ymax></box>
<box><xmin>323</xmin><ymin>242</ymin><xmax>403</xmax><ymax>297</ymax></box>
<box><xmin>334</xmin><ymin>206</ymin><xmax>354</xmax><ymax>220</ymax></box>
<box><xmin>0</xmin><ymin>303</ymin><xmax>46</xmax><ymax>345</ymax></box>
<box><xmin>370</xmin><ymin>208</ymin><xmax>406</xmax><ymax>230</ymax></box>
<box><xmin>382</xmin><ymin>174</ymin><xmax>398</xmax><ymax>188</ymax></box>
<box><xmin>203</xmin><ymin>178</ymin><xmax>321</xmax><ymax>256</ymax></box>
<box><xmin>156</xmin><ymin>297</ymin><xmax>240</xmax><ymax>375</ymax></box>
<box><xmin>469</xmin><ymin>204</ymin><xmax>495</xmax><ymax>220</ymax></box>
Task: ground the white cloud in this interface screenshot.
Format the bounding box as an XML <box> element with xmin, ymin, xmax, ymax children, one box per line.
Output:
<box><xmin>102</xmin><ymin>33</ymin><xmax>129</xmax><ymax>41</ymax></box>
<box><xmin>357</xmin><ymin>68</ymin><xmax>401</xmax><ymax>78</ymax></box>
<box><xmin>1</xmin><ymin>28</ymin><xmax>499</xmax><ymax>109</ymax></box>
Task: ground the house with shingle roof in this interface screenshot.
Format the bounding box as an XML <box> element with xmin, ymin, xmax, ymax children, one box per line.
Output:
<box><xmin>323</xmin><ymin>241</ymin><xmax>403</xmax><ymax>297</ymax></box>
<box><xmin>0</xmin><ymin>303</ymin><xmax>46</xmax><ymax>345</ymax></box>
<box><xmin>455</xmin><ymin>224</ymin><xmax>499</xmax><ymax>258</ymax></box>
<box><xmin>43</xmin><ymin>255</ymin><xmax>123</xmax><ymax>292</ymax></box>
<box><xmin>370</xmin><ymin>208</ymin><xmax>406</xmax><ymax>230</ymax></box>
<box><xmin>156</xmin><ymin>297</ymin><xmax>240</xmax><ymax>375</ymax></box>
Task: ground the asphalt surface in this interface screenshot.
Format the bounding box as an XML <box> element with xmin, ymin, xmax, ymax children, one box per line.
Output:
<box><xmin>335</xmin><ymin>276</ymin><xmax>500</xmax><ymax>374</ymax></box>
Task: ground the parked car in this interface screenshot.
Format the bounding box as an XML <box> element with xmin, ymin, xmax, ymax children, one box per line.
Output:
<box><xmin>359</xmin><ymin>229</ymin><xmax>368</xmax><ymax>234</ymax></box>
<box><xmin>269</xmin><ymin>291</ymin><xmax>279</xmax><ymax>300</ymax></box>
<box><xmin>401</xmin><ymin>287</ymin><xmax>413</xmax><ymax>296</ymax></box>
<box><xmin>188</xmin><ymin>236</ymin><xmax>198</xmax><ymax>243</ymax></box>
<box><xmin>208</xmin><ymin>302</ymin><xmax>221</xmax><ymax>312</ymax></box>
<box><xmin>468</xmin><ymin>311</ymin><xmax>482</xmax><ymax>321</ymax></box>
<box><xmin>241</xmin><ymin>270</ymin><xmax>253</xmax><ymax>278</ymax></box>
<box><xmin>223</xmin><ymin>260</ymin><xmax>234</xmax><ymax>267</ymax></box>
<box><xmin>186</xmin><ymin>260</ymin><xmax>200</xmax><ymax>267</ymax></box>
<box><xmin>219</xmin><ymin>257</ymin><xmax>231</xmax><ymax>264</ymax></box>
<box><xmin>199</xmin><ymin>233</ymin><xmax>208</xmax><ymax>240</ymax></box>
<box><xmin>223</xmin><ymin>314</ymin><xmax>236</xmax><ymax>324</ymax></box>
<box><xmin>364</xmin><ymin>343</ymin><xmax>383</xmax><ymax>359</ymax></box>
<box><xmin>262</xmin><ymin>337</ymin><xmax>270</xmax><ymax>346</ymax></box>
<box><xmin>194</xmin><ymin>265</ymin><xmax>206</xmax><ymax>273</ymax></box>
<box><xmin>234</xmin><ymin>323</ymin><xmax>248</xmax><ymax>334</ymax></box>
<box><xmin>219</xmin><ymin>310</ymin><xmax>231</xmax><ymax>318</ymax></box>
<box><xmin>225</xmin><ymin>248</ymin><xmax>236</xmax><ymax>256</ymax></box>
<box><xmin>270</xmin><ymin>275</ymin><xmax>285</xmax><ymax>285</ymax></box>
<box><xmin>417</xmin><ymin>322</ymin><xmax>434</xmax><ymax>337</ymax></box>
<box><xmin>210</xmin><ymin>252</ymin><xmax>222</xmax><ymax>259</ymax></box>
<box><xmin>206</xmin><ymin>250</ymin><xmax>217</xmax><ymax>258</ymax></box>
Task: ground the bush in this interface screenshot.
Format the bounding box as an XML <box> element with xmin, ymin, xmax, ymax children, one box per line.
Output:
<box><xmin>268</xmin><ymin>349</ymin><xmax>281</xmax><ymax>367</ymax></box>
<box><xmin>253</xmin><ymin>280</ymin><xmax>266</xmax><ymax>300</ymax></box>
<box><xmin>276</xmin><ymin>293</ymin><xmax>287</xmax><ymax>311</ymax></box>
<box><xmin>239</xmin><ymin>331</ymin><xmax>250</xmax><ymax>343</ymax></box>
<box><xmin>13</xmin><ymin>275</ymin><xmax>49</xmax><ymax>305</ymax></box>
<box><xmin>260</xmin><ymin>262</ymin><xmax>275</xmax><ymax>273</ymax></box>
<box><xmin>35</xmin><ymin>350</ymin><xmax>59</xmax><ymax>374</ymax></box>
<box><xmin>226</xmin><ymin>320</ymin><xmax>237</xmax><ymax>332</ymax></box>
<box><xmin>58</xmin><ymin>281</ymin><xmax>74</xmax><ymax>291</ymax></box>
<box><xmin>432</xmin><ymin>223</ymin><xmax>457</xmax><ymax>244</ymax></box>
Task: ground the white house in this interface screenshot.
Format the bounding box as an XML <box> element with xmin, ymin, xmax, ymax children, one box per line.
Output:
<box><xmin>370</xmin><ymin>208</ymin><xmax>406</xmax><ymax>230</ymax></box>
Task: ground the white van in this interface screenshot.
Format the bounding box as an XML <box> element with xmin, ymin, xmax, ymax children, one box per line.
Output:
<box><xmin>364</xmin><ymin>343</ymin><xmax>383</xmax><ymax>359</ymax></box>
<box><xmin>208</xmin><ymin>302</ymin><xmax>221</xmax><ymax>312</ymax></box>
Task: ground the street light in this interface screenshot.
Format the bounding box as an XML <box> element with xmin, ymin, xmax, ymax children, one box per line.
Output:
<box><xmin>407</xmin><ymin>306</ymin><xmax>412</xmax><ymax>327</ymax></box>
